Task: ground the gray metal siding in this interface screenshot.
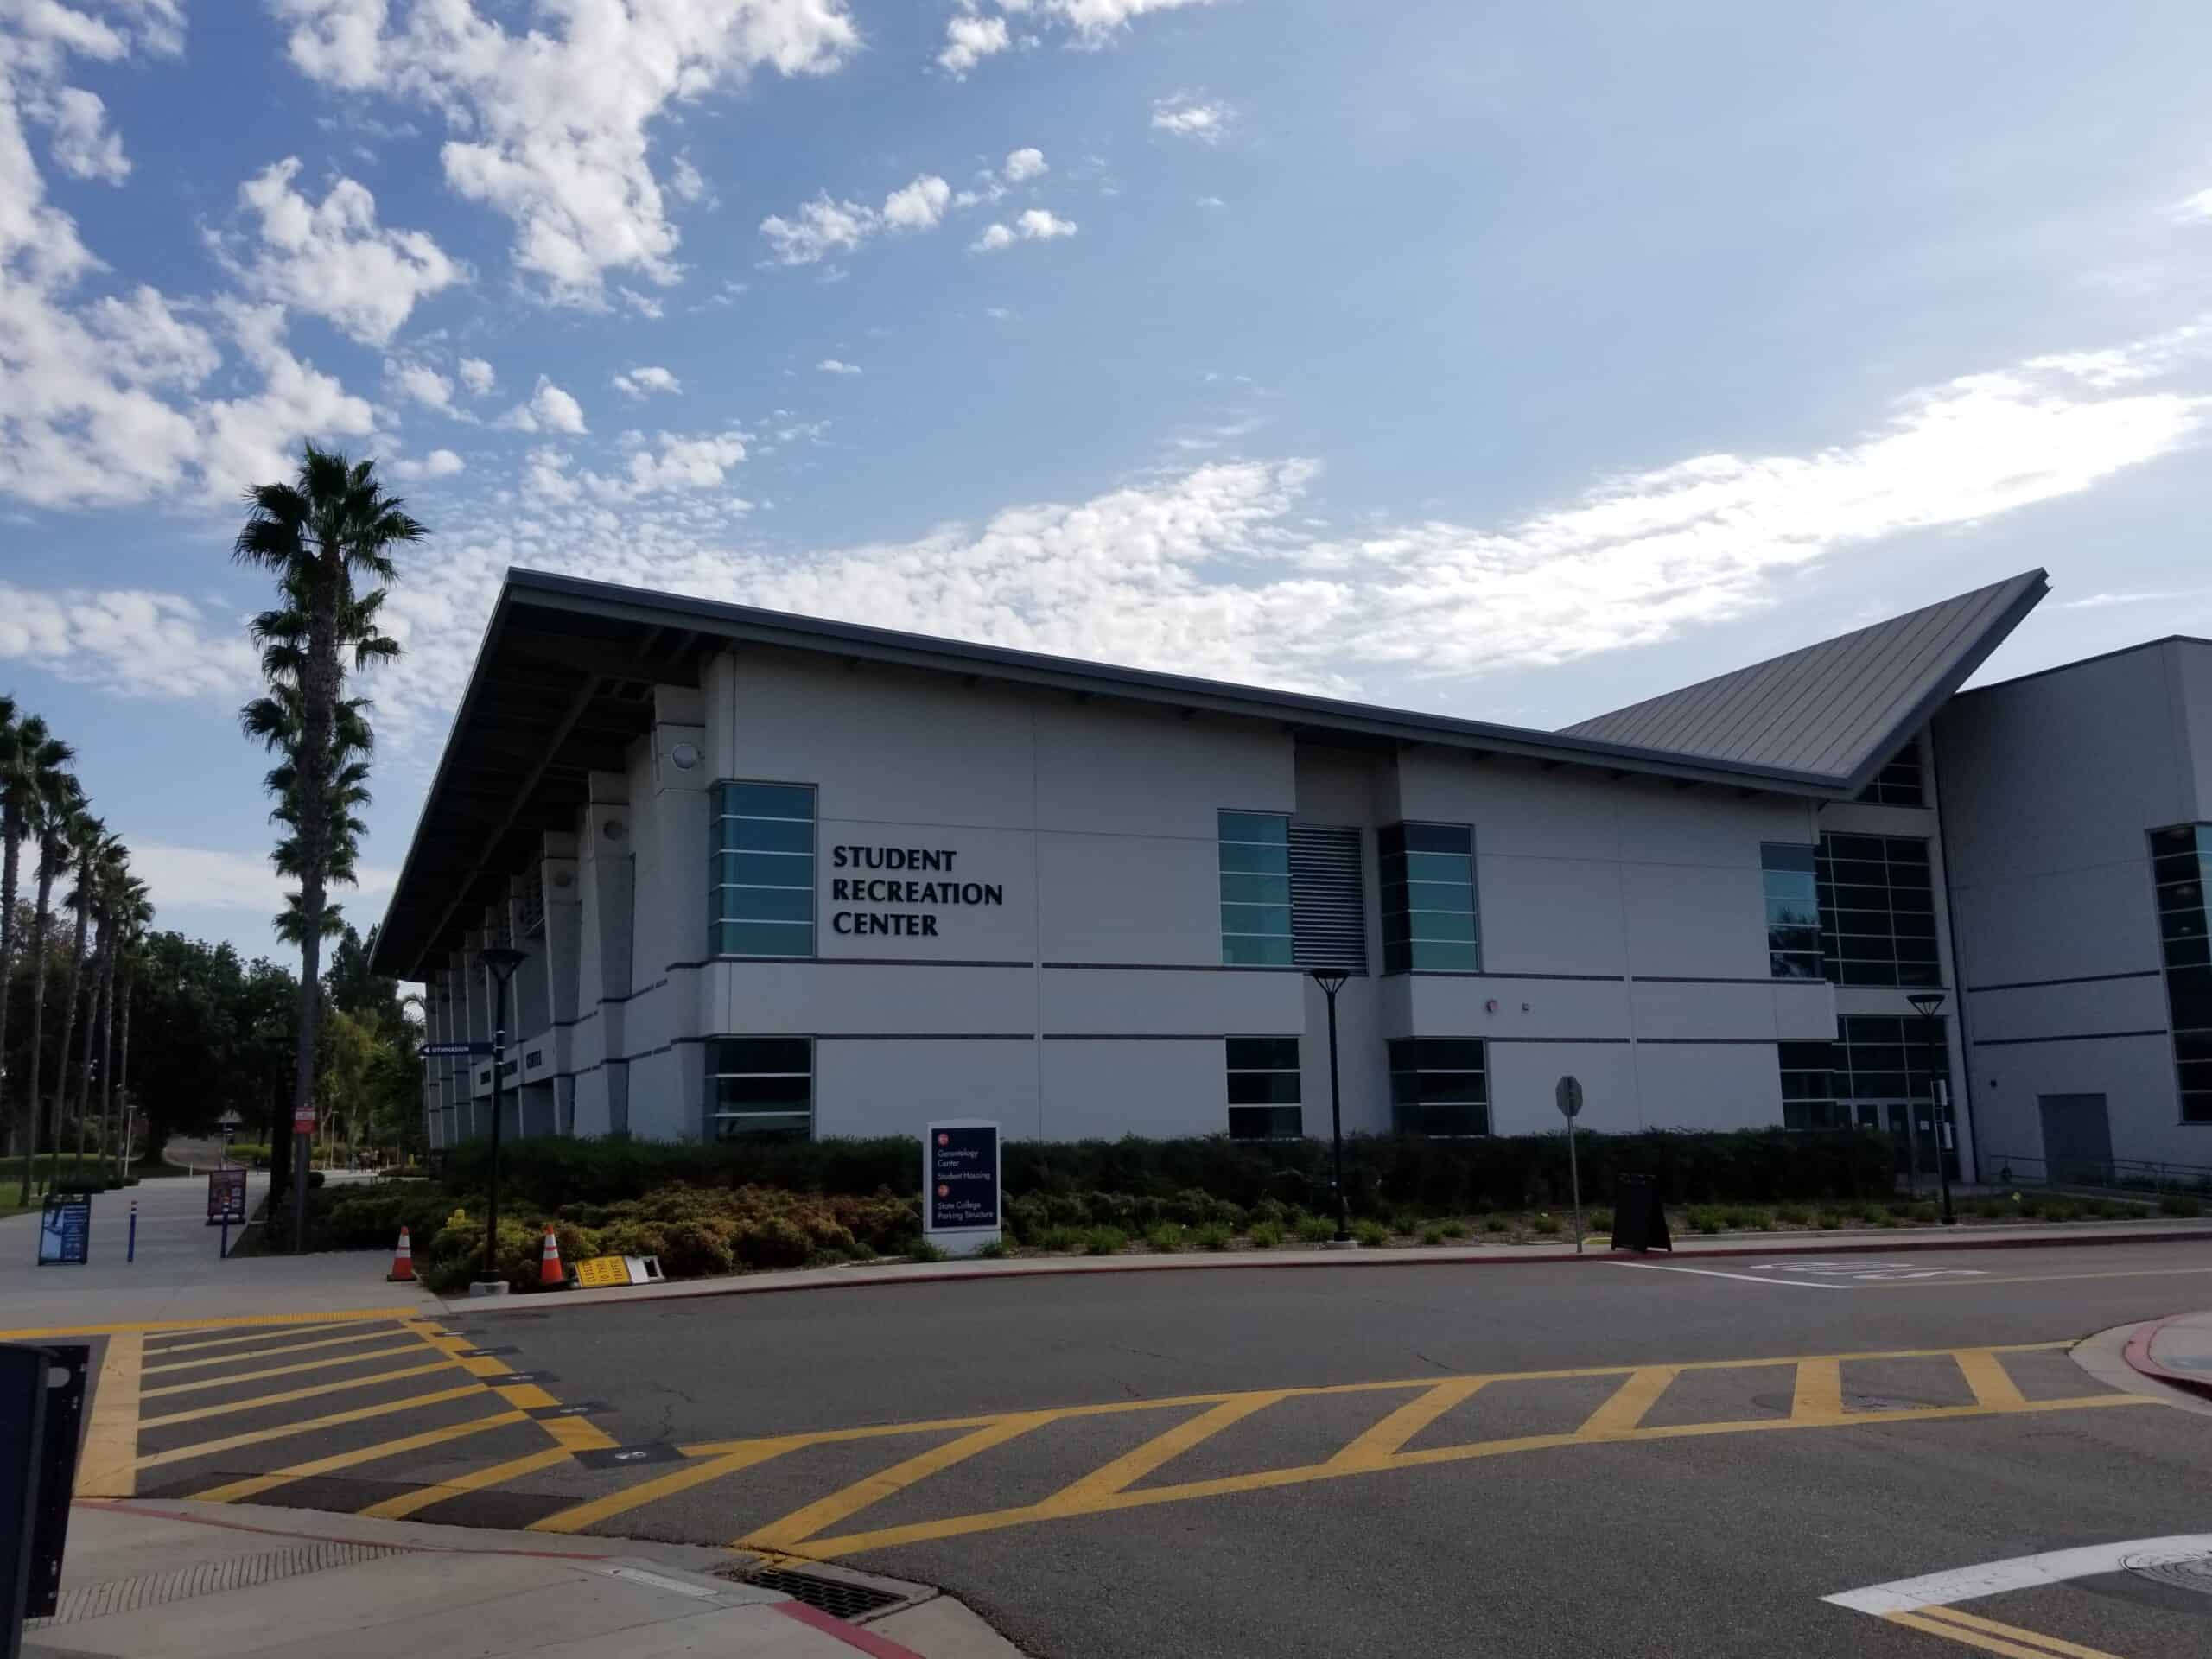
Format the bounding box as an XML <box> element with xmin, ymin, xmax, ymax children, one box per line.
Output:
<box><xmin>1562</xmin><ymin>571</ymin><xmax>2048</xmax><ymax>781</ymax></box>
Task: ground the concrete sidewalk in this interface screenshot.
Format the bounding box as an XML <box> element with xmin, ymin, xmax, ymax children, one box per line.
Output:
<box><xmin>2126</xmin><ymin>1307</ymin><xmax>2212</xmax><ymax>1399</ymax></box>
<box><xmin>0</xmin><ymin>1171</ymin><xmax>440</xmax><ymax>1335</ymax></box>
<box><xmin>24</xmin><ymin>1500</ymin><xmax>1011</xmax><ymax>1659</ymax></box>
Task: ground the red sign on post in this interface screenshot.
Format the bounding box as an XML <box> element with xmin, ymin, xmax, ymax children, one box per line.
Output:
<box><xmin>293</xmin><ymin>1104</ymin><xmax>316</xmax><ymax>1132</ymax></box>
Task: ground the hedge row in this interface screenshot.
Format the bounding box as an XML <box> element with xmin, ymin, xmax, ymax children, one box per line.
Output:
<box><xmin>439</xmin><ymin>1128</ymin><xmax>1895</xmax><ymax>1215</ymax></box>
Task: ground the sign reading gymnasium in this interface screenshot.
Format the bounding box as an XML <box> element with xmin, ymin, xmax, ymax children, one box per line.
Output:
<box><xmin>829</xmin><ymin>843</ymin><xmax>1005</xmax><ymax>938</ymax></box>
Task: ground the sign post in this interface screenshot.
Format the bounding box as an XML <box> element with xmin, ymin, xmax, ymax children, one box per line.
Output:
<box><xmin>34</xmin><ymin>1196</ymin><xmax>89</xmax><ymax>1268</ymax></box>
<box><xmin>923</xmin><ymin>1120</ymin><xmax>1001</xmax><ymax>1257</ymax></box>
<box><xmin>1554</xmin><ymin>1075</ymin><xmax>1586</xmax><ymax>1255</ymax></box>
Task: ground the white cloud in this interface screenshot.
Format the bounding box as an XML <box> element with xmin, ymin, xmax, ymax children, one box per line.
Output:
<box><xmin>972</xmin><ymin>209</ymin><xmax>1076</xmax><ymax>251</ymax></box>
<box><xmin>0</xmin><ymin>581</ymin><xmax>259</xmax><ymax>700</ymax></box>
<box><xmin>2173</xmin><ymin>188</ymin><xmax>2212</xmax><ymax>223</ymax></box>
<box><xmin>261</xmin><ymin>322</ymin><xmax>2201</xmax><ymax>758</ymax></box>
<box><xmin>130</xmin><ymin>841</ymin><xmax>397</xmax><ymax>916</ymax></box>
<box><xmin>227</xmin><ymin>158</ymin><xmax>464</xmax><ymax>346</ymax></box>
<box><xmin>613</xmin><ymin>365</ymin><xmax>683</xmax><ymax>398</ymax></box>
<box><xmin>0</xmin><ymin>5</ymin><xmax>382</xmax><ymax>510</ymax></box>
<box><xmin>524</xmin><ymin>429</ymin><xmax>750</xmax><ymax>504</ymax></box>
<box><xmin>456</xmin><ymin>356</ymin><xmax>496</xmax><ymax>395</ymax></box>
<box><xmin>882</xmin><ymin>173</ymin><xmax>951</xmax><ymax>232</ymax></box>
<box><xmin>816</xmin><ymin>358</ymin><xmax>861</xmax><ymax>375</ymax></box>
<box><xmin>937</xmin><ymin>0</ymin><xmax>1208</xmax><ymax>74</ymax></box>
<box><xmin>1151</xmin><ymin>92</ymin><xmax>1231</xmax><ymax>143</ymax></box>
<box><xmin>938</xmin><ymin>12</ymin><xmax>1009</xmax><ymax>75</ymax></box>
<box><xmin>386</xmin><ymin>359</ymin><xmax>454</xmax><ymax>411</ymax></box>
<box><xmin>1196</xmin><ymin>194</ymin><xmax>1224</xmax><ymax>208</ymax></box>
<box><xmin>273</xmin><ymin>0</ymin><xmax>861</xmax><ymax>302</ymax></box>
<box><xmin>1015</xmin><ymin>207</ymin><xmax>1076</xmax><ymax>239</ymax></box>
<box><xmin>394</xmin><ymin>447</ymin><xmax>464</xmax><ymax>480</ymax></box>
<box><xmin>499</xmin><ymin>376</ymin><xmax>588</xmax><ymax>435</ymax></box>
<box><xmin>1003</xmin><ymin>146</ymin><xmax>1047</xmax><ymax>181</ymax></box>
<box><xmin>760</xmin><ymin>193</ymin><xmax>875</xmax><ymax>264</ymax></box>
<box><xmin>45</xmin><ymin>86</ymin><xmax>128</xmax><ymax>182</ymax></box>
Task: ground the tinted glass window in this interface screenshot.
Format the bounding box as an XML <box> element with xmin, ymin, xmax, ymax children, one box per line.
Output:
<box><xmin>711</xmin><ymin>781</ymin><xmax>816</xmax><ymax>959</ymax></box>
<box><xmin>1226</xmin><ymin>1036</ymin><xmax>1302</xmax><ymax>1138</ymax></box>
<box><xmin>1380</xmin><ymin>823</ymin><xmax>1482</xmax><ymax>974</ymax></box>
<box><xmin>1220</xmin><ymin>811</ymin><xmax>1294</xmax><ymax>966</ymax></box>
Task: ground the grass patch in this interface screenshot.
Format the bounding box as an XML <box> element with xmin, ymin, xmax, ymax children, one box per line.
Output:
<box><xmin>1684</xmin><ymin>1205</ymin><xmax>1726</xmax><ymax>1235</ymax></box>
<box><xmin>1586</xmin><ymin>1208</ymin><xmax>1613</xmax><ymax>1235</ymax></box>
<box><xmin>1481</xmin><ymin>1215</ymin><xmax>1510</xmax><ymax>1234</ymax></box>
<box><xmin>1082</xmin><ymin>1225</ymin><xmax>1128</xmax><ymax>1255</ymax></box>
<box><xmin>2160</xmin><ymin>1194</ymin><xmax>2205</xmax><ymax>1217</ymax></box>
<box><xmin>1530</xmin><ymin>1213</ymin><xmax>1563</xmax><ymax>1236</ymax></box>
<box><xmin>1419</xmin><ymin>1224</ymin><xmax>1447</xmax><ymax>1246</ymax></box>
<box><xmin>906</xmin><ymin>1239</ymin><xmax>950</xmax><ymax>1263</ymax></box>
<box><xmin>1773</xmin><ymin>1203</ymin><xmax>1810</xmax><ymax>1226</ymax></box>
<box><xmin>1352</xmin><ymin>1218</ymin><xmax>1390</xmax><ymax>1248</ymax></box>
<box><xmin>1247</xmin><ymin>1219</ymin><xmax>1285</xmax><ymax>1249</ymax></box>
<box><xmin>1440</xmin><ymin>1218</ymin><xmax>1470</xmax><ymax>1239</ymax></box>
<box><xmin>1194</xmin><ymin>1222</ymin><xmax>1235</xmax><ymax>1251</ymax></box>
<box><xmin>1145</xmin><ymin>1223</ymin><xmax>1189</xmax><ymax>1254</ymax></box>
<box><xmin>974</xmin><ymin>1236</ymin><xmax>1013</xmax><ymax>1259</ymax></box>
<box><xmin>1294</xmin><ymin>1214</ymin><xmax>1338</xmax><ymax>1244</ymax></box>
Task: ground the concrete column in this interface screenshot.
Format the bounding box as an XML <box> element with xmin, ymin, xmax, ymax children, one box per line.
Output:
<box><xmin>542</xmin><ymin>831</ymin><xmax>582</xmax><ymax>1136</ymax></box>
<box><xmin>632</xmin><ymin>685</ymin><xmax>709</xmax><ymax>1141</ymax></box>
<box><xmin>575</xmin><ymin>770</ymin><xmax>634</xmax><ymax>1135</ymax></box>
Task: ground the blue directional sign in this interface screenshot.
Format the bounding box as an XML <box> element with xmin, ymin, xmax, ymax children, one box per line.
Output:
<box><xmin>419</xmin><ymin>1041</ymin><xmax>493</xmax><ymax>1058</ymax></box>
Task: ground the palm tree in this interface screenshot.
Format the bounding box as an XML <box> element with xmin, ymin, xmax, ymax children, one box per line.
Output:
<box><xmin>234</xmin><ymin>445</ymin><xmax>423</xmax><ymax>1243</ymax></box>
<box><xmin>1</xmin><ymin>703</ymin><xmax>72</xmax><ymax>1167</ymax></box>
<box><xmin>110</xmin><ymin>881</ymin><xmax>154</xmax><ymax>1181</ymax></box>
<box><xmin>17</xmin><ymin>772</ymin><xmax>81</xmax><ymax>1204</ymax></box>
<box><xmin>68</xmin><ymin>836</ymin><xmax>130</xmax><ymax>1175</ymax></box>
<box><xmin>53</xmin><ymin>812</ymin><xmax>114</xmax><ymax>1172</ymax></box>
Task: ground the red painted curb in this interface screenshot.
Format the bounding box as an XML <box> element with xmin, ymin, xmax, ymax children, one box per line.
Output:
<box><xmin>454</xmin><ymin>1224</ymin><xmax>2212</xmax><ymax>1319</ymax></box>
<box><xmin>2122</xmin><ymin>1315</ymin><xmax>2212</xmax><ymax>1401</ymax></box>
<box><xmin>772</xmin><ymin>1599</ymin><xmax>929</xmax><ymax>1658</ymax></box>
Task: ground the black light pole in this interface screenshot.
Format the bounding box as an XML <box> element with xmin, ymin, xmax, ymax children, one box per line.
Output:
<box><xmin>1908</xmin><ymin>990</ymin><xmax>1955</xmax><ymax>1226</ymax></box>
<box><xmin>477</xmin><ymin>946</ymin><xmax>525</xmax><ymax>1287</ymax></box>
<box><xmin>1310</xmin><ymin>969</ymin><xmax>1351</xmax><ymax>1243</ymax></box>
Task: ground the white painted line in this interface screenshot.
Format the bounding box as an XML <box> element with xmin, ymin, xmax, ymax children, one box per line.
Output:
<box><xmin>1824</xmin><ymin>1535</ymin><xmax>2212</xmax><ymax>1614</ymax></box>
<box><xmin>1604</xmin><ymin>1261</ymin><xmax>1851</xmax><ymax>1289</ymax></box>
<box><xmin>594</xmin><ymin>1564</ymin><xmax>726</xmax><ymax>1600</ymax></box>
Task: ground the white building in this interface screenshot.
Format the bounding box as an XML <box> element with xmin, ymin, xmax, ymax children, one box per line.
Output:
<box><xmin>370</xmin><ymin>567</ymin><xmax>2209</xmax><ymax>1184</ymax></box>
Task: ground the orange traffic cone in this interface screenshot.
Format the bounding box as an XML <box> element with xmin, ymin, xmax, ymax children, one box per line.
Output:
<box><xmin>387</xmin><ymin>1226</ymin><xmax>415</xmax><ymax>1283</ymax></box>
<box><xmin>538</xmin><ymin>1224</ymin><xmax>567</xmax><ymax>1288</ymax></box>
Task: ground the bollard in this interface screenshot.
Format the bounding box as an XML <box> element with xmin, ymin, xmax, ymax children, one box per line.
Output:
<box><xmin>127</xmin><ymin>1201</ymin><xmax>137</xmax><ymax>1264</ymax></box>
<box><xmin>219</xmin><ymin>1218</ymin><xmax>229</xmax><ymax>1261</ymax></box>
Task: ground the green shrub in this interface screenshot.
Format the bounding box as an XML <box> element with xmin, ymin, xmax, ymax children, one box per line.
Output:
<box><xmin>975</xmin><ymin>1236</ymin><xmax>1013</xmax><ymax>1258</ymax></box>
<box><xmin>442</xmin><ymin>1126</ymin><xmax>1896</xmax><ymax>1216</ymax></box>
<box><xmin>2159</xmin><ymin>1194</ymin><xmax>2204</xmax><ymax>1217</ymax></box>
<box><xmin>1774</xmin><ymin>1203</ymin><xmax>1810</xmax><ymax>1226</ymax></box>
<box><xmin>906</xmin><ymin>1239</ymin><xmax>949</xmax><ymax>1262</ymax></box>
<box><xmin>1247</xmin><ymin>1220</ymin><xmax>1284</xmax><ymax>1249</ymax></box>
<box><xmin>2039</xmin><ymin>1200</ymin><xmax>2081</xmax><ymax>1222</ymax></box>
<box><xmin>1034</xmin><ymin>1224</ymin><xmax>1084</xmax><ymax>1253</ymax></box>
<box><xmin>1440</xmin><ymin>1218</ymin><xmax>1470</xmax><ymax>1239</ymax></box>
<box><xmin>1353</xmin><ymin>1218</ymin><xmax>1390</xmax><ymax>1248</ymax></box>
<box><xmin>1294</xmin><ymin>1215</ymin><xmax>1337</xmax><ymax>1243</ymax></box>
<box><xmin>1858</xmin><ymin>1203</ymin><xmax>1887</xmax><ymax>1224</ymax></box>
<box><xmin>1194</xmin><ymin>1223</ymin><xmax>1234</xmax><ymax>1251</ymax></box>
<box><xmin>1419</xmin><ymin>1224</ymin><xmax>1447</xmax><ymax>1246</ymax></box>
<box><xmin>1585</xmin><ymin>1208</ymin><xmax>1613</xmax><ymax>1235</ymax></box>
<box><xmin>1969</xmin><ymin>1198</ymin><xmax>2008</xmax><ymax>1220</ymax></box>
<box><xmin>1909</xmin><ymin>1202</ymin><xmax>1939</xmax><ymax>1225</ymax></box>
<box><xmin>1530</xmin><ymin>1213</ymin><xmax>1562</xmax><ymax>1236</ymax></box>
<box><xmin>1817</xmin><ymin>1208</ymin><xmax>1853</xmax><ymax>1230</ymax></box>
<box><xmin>1081</xmin><ymin>1226</ymin><xmax>1127</xmax><ymax>1255</ymax></box>
<box><xmin>1685</xmin><ymin>1205</ymin><xmax>1726</xmax><ymax>1235</ymax></box>
<box><xmin>1146</xmin><ymin>1223</ymin><xmax>1189</xmax><ymax>1254</ymax></box>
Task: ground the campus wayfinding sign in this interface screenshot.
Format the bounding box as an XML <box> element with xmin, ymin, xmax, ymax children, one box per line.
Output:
<box><xmin>35</xmin><ymin>1196</ymin><xmax>89</xmax><ymax>1267</ymax></box>
<box><xmin>207</xmin><ymin>1167</ymin><xmax>247</xmax><ymax>1227</ymax></box>
<box><xmin>924</xmin><ymin>1120</ymin><xmax>1001</xmax><ymax>1255</ymax></box>
<box><xmin>419</xmin><ymin>1041</ymin><xmax>493</xmax><ymax>1058</ymax></box>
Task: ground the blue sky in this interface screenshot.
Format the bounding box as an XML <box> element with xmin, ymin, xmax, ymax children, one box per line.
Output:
<box><xmin>6</xmin><ymin>0</ymin><xmax>2212</xmax><ymax>966</ymax></box>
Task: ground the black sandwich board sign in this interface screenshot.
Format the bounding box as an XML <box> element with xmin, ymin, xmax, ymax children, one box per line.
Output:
<box><xmin>35</xmin><ymin>1196</ymin><xmax>89</xmax><ymax>1267</ymax></box>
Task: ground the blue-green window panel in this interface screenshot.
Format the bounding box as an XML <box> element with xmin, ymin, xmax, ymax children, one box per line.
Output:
<box><xmin>713</xmin><ymin>815</ymin><xmax>814</xmax><ymax>855</ymax></box>
<box><xmin>1219</xmin><ymin>841</ymin><xmax>1292</xmax><ymax>875</ymax></box>
<box><xmin>715</xmin><ymin>782</ymin><xmax>816</xmax><ymax>821</ymax></box>
<box><xmin>1223</xmin><ymin>936</ymin><xmax>1296</xmax><ymax>967</ymax></box>
<box><xmin>713</xmin><ymin>886</ymin><xmax>814</xmax><ymax>923</ymax></box>
<box><xmin>712</xmin><ymin>849</ymin><xmax>812</xmax><ymax>887</ymax></box>
<box><xmin>1220</xmin><ymin>872</ymin><xmax>1292</xmax><ymax>906</ymax></box>
<box><xmin>713</xmin><ymin>920</ymin><xmax>814</xmax><ymax>957</ymax></box>
<box><xmin>1218</xmin><ymin>811</ymin><xmax>1288</xmax><ymax>846</ymax></box>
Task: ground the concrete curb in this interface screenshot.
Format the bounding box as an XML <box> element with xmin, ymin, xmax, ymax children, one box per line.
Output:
<box><xmin>2123</xmin><ymin>1313</ymin><xmax>2212</xmax><ymax>1402</ymax></box>
<box><xmin>446</xmin><ymin>1219</ymin><xmax>2212</xmax><ymax>1319</ymax></box>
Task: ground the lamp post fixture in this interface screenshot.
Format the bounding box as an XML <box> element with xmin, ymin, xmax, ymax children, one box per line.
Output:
<box><xmin>476</xmin><ymin>946</ymin><xmax>526</xmax><ymax>1289</ymax></box>
<box><xmin>1907</xmin><ymin>990</ymin><xmax>1955</xmax><ymax>1226</ymax></box>
<box><xmin>1309</xmin><ymin>968</ymin><xmax>1352</xmax><ymax>1243</ymax></box>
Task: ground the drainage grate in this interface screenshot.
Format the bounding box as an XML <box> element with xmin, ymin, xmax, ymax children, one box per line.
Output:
<box><xmin>27</xmin><ymin>1541</ymin><xmax>406</xmax><ymax>1628</ymax></box>
<box><xmin>747</xmin><ymin>1567</ymin><xmax>908</xmax><ymax>1619</ymax></box>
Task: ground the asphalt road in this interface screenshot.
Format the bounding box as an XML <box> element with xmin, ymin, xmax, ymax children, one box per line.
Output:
<box><xmin>66</xmin><ymin>1239</ymin><xmax>2212</xmax><ymax>1657</ymax></box>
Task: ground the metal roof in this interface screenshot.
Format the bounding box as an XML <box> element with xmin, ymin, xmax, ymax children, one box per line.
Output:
<box><xmin>369</xmin><ymin>568</ymin><xmax>2044</xmax><ymax>980</ymax></box>
<box><xmin>1559</xmin><ymin>570</ymin><xmax>2049</xmax><ymax>783</ymax></box>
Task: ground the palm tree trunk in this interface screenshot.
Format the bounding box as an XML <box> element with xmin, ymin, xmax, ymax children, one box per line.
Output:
<box><xmin>98</xmin><ymin>938</ymin><xmax>118</xmax><ymax>1184</ymax></box>
<box><xmin>0</xmin><ymin>809</ymin><xmax>20</xmax><ymax>1160</ymax></box>
<box><xmin>72</xmin><ymin>921</ymin><xmax>105</xmax><ymax>1166</ymax></box>
<box><xmin>116</xmin><ymin>957</ymin><xmax>134</xmax><ymax>1184</ymax></box>
<box><xmin>286</xmin><ymin>566</ymin><xmax>340</xmax><ymax>1251</ymax></box>
<box><xmin>19</xmin><ymin>861</ymin><xmax>55</xmax><ymax>1204</ymax></box>
<box><xmin>51</xmin><ymin>877</ymin><xmax>90</xmax><ymax>1181</ymax></box>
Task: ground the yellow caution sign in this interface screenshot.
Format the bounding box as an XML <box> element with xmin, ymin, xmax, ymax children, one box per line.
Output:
<box><xmin>574</xmin><ymin>1255</ymin><xmax>632</xmax><ymax>1289</ymax></box>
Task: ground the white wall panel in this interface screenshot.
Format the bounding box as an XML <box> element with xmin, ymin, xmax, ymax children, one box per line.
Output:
<box><xmin>1041</xmin><ymin>1039</ymin><xmax>1229</xmax><ymax>1139</ymax></box>
<box><xmin>817</xmin><ymin>1040</ymin><xmax>1041</xmax><ymax>1140</ymax></box>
